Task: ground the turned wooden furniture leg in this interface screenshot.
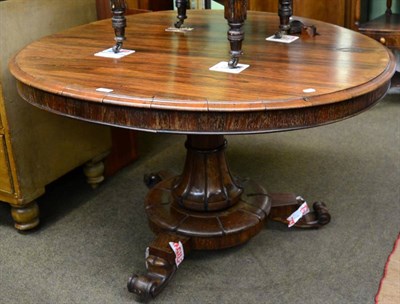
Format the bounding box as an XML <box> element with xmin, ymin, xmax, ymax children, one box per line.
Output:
<box><xmin>225</xmin><ymin>0</ymin><xmax>247</xmax><ymax>68</ymax></box>
<box><xmin>127</xmin><ymin>233</ymin><xmax>191</xmax><ymax>301</ymax></box>
<box><xmin>9</xmin><ymin>152</ymin><xmax>108</xmax><ymax>231</ymax></box>
<box><xmin>275</xmin><ymin>1</ymin><xmax>318</xmax><ymax>38</ymax></box>
<box><xmin>110</xmin><ymin>0</ymin><xmax>127</xmax><ymax>53</ymax></box>
<box><xmin>83</xmin><ymin>152</ymin><xmax>109</xmax><ymax>189</ymax></box>
<box><xmin>174</xmin><ymin>0</ymin><xmax>188</xmax><ymax>28</ymax></box>
<box><xmin>386</xmin><ymin>0</ymin><xmax>392</xmax><ymax>15</ymax></box>
<box><xmin>277</xmin><ymin>0</ymin><xmax>293</xmax><ymax>36</ymax></box>
<box><xmin>10</xmin><ymin>201</ymin><xmax>40</xmax><ymax>231</ymax></box>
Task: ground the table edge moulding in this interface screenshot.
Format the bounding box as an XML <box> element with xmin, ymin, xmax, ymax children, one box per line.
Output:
<box><xmin>9</xmin><ymin>12</ymin><xmax>395</xmax><ymax>134</ymax></box>
<box><xmin>9</xmin><ymin>4</ymin><xmax>396</xmax><ymax>302</ymax></box>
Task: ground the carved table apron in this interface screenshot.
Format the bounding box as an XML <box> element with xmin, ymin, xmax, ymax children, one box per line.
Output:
<box><xmin>9</xmin><ymin>10</ymin><xmax>395</xmax><ymax>301</ymax></box>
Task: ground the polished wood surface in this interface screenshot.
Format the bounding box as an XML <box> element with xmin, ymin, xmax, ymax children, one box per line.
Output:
<box><xmin>96</xmin><ymin>0</ymin><xmax>171</xmax><ymax>19</ymax></box>
<box><xmin>10</xmin><ymin>10</ymin><xmax>395</xmax><ymax>134</ymax></box>
<box><xmin>9</xmin><ymin>10</ymin><xmax>396</xmax><ymax>300</ymax></box>
<box><xmin>249</xmin><ymin>0</ymin><xmax>357</xmax><ymax>28</ymax></box>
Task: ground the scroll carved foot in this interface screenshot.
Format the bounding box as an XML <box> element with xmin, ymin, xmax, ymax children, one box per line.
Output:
<box><xmin>11</xmin><ymin>201</ymin><xmax>40</xmax><ymax>231</ymax></box>
<box><xmin>127</xmin><ymin>255</ymin><xmax>177</xmax><ymax>302</ymax></box>
<box><xmin>268</xmin><ymin>193</ymin><xmax>331</xmax><ymax>228</ymax></box>
<box><xmin>127</xmin><ymin>233</ymin><xmax>191</xmax><ymax>301</ymax></box>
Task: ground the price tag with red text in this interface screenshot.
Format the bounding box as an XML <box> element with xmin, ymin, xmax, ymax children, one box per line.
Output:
<box><xmin>169</xmin><ymin>241</ymin><xmax>185</xmax><ymax>267</ymax></box>
<box><xmin>287</xmin><ymin>202</ymin><xmax>310</xmax><ymax>227</ymax></box>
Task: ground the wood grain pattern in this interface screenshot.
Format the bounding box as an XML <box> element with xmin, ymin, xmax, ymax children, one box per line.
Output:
<box><xmin>249</xmin><ymin>0</ymin><xmax>348</xmax><ymax>27</ymax></box>
<box><xmin>9</xmin><ymin>10</ymin><xmax>396</xmax><ymax>299</ymax></box>
<box><xmin>10</xmin><ymin>10</ymin><xmax>395</xmax><ymax>134</ymax></box>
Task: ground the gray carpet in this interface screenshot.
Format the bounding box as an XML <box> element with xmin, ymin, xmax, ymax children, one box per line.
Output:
<box><xmin>0</xmin><ymin>92</ymin><xmax>399</xmax><ymax>304</ymax></box>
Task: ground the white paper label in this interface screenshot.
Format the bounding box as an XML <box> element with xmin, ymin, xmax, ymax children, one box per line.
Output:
<box><xmin>165</xmin><ymin>26</ymin><xmax>194</xmax><ymax>32</ymax></box>
<box><xmin>209</xmin><ymin>61</ymin><xmax>250</xmax><ymax>74</ymax></box>
<box><xmin>95</xmin><ymin>87</ymin><xmax>114</xmax><ymax>93</ymax></box>
<box><xmin>169</xmin><ymin>241</ymin><xmax>184</xmax><ymax>267</ymax></box>
<box><xmin>287</xmin><ymin>202</ymin><xmax>310</xmax><ymax>227</ymax></box>
<box><xmin>94</xmin><ymin>48</ymin><xmax>135</xmax><ymax>59</ymax></box>
<box><xmin>266</xmin><ymin>35</ymin><xmax>299</xmax><ymax>44</ymax></box>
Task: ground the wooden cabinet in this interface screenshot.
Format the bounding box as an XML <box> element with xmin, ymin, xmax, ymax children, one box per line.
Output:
<box><xmin>96</xmin><ymin>0</ymin><xmax>173</xmax><ymax>18</ymax></box>
<box><xmin>127</xmin><ymin>0</ymin><xmax>173</xmax><ymax>11</ymax></box>
<box><xmin>0</xmin><ymin>0</ymin><xmax>112</xmax><ymax>230</ymax></box>
<box><xmin>0</xmin><ymin>134</ymin><xmax>13</xmax><ymax>194</ymax></box>
<box><xmin>249</xmin><ymin>0</ymin><xmax>359</xmax><ymax>29</ymax></box>
<box><xmin>359</xmin><ymin>15</ymin><xmax>400</xmax><ymax>48</ymax></box>
<box><xmin>357</xmin><ymin>0</ymin><xmax>400</xmax><ymax>87</ymax></box>
<box><xmin>358</xmin><ymin>0</ymin><xmax>400</xmax><ymax>49</ymax></box>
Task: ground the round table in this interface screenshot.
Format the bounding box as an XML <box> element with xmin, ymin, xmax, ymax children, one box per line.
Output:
<box><xmin>9</xmin><ymin>10</ymin><xmax>395</xmax><ymax>301</ymax></box>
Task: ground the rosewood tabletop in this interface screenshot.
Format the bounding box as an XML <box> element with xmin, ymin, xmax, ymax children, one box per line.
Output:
<box><xmin>9</xmin><ymin>10</ymin><xmax>396</xmax><ymax>302</ymax></box>
<box><xmin>10</xmin><ymin>10</ymin><xmax>395</xmax><ymax>134</ymax></box>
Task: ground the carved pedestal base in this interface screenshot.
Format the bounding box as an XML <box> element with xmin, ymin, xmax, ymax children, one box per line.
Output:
<box><xmin>146</xmin><ymin>176</ymin><xmax>271</xmax><ymax>250</ymax></box>
<box><xmin>127</xmin><ymin>135</ymin><xmax>330</xmax><ymax>301</ymax></box>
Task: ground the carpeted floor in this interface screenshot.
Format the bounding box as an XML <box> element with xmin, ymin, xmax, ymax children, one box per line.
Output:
<box><xmin>0</xmin><ymin>92</ymin><xmax>399</xmax><ymax>304</ymax></box>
